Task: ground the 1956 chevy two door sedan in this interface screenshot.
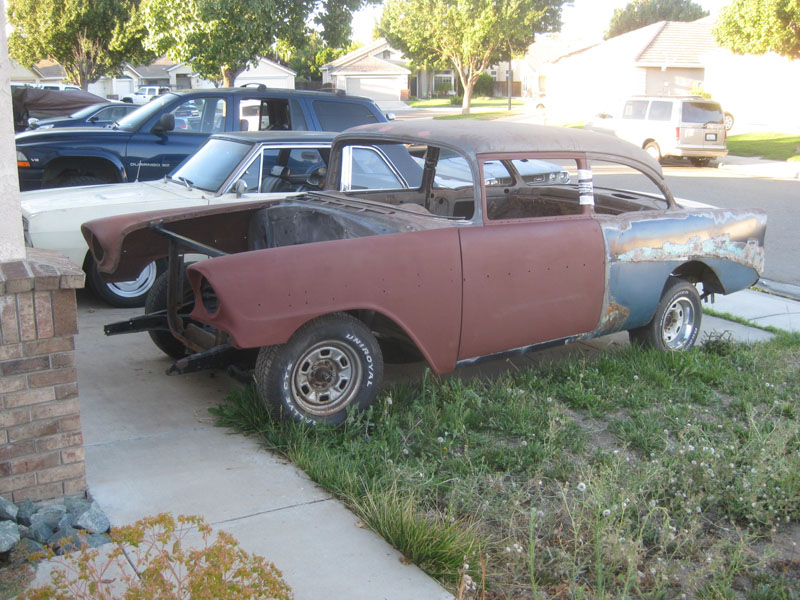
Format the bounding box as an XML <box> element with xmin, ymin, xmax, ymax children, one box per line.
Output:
<box><xmin>82</xmin><ymin>121</ymin><xmax>766</xmax><ymax>425</ymax></box>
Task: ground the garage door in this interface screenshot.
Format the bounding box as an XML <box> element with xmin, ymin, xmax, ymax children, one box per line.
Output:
<box><xmin>346</xmin><ymin>77</ymin><xmax>401</xmax><ymax>101</ymax></box>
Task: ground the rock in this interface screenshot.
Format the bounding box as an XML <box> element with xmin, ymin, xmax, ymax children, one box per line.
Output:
<box><xmin>28</xmin><ymin>520</ymin><xmax>54</xmax><ymax>544</ymax></box>
<box><xmin>64</xmin><ymin>496</ymin><xmax>90</xmax><ymax>519</ymax></box>
<box><xmin>84</xmin><ymin>532</ymin><xmax>111</xmax><ymax>548</ymax></box>
<box><xmin>0</xmin><ymin>496</ymin><xmax>18</xmax><ymax>521</ymax></box>
<box><xmin>0</xmin><ymin>520</ymin><xmax>20</xmax><ymax>552</ymax></box>
<box><xmin>75</xmin><ymin>502</ymin><xmax>109</xmax><ymax>534</ymax></box>
<box><xmin>16</xmin><ymin>499</ymin><xmax>35</xmax><ymax>526</ymax></box>
<box><xmin>50</xmin><ymin>525</ymin><xmax>81</xmax><ymax>554</ymax></box>
<box><xmin>9</xmin><ymin>537</ymin><xmax>45</xmax><ymax>564</ymax></box>
<box><xmin>31</xmin><ymin>505</ymin><xmax>66</xmax><ymax>529</ymax></box>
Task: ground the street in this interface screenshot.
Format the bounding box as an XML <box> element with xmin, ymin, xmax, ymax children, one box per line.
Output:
<box><xmin>661</xmin><ymin>163</ymin><xmax>800</xmax><ymax>287</ymax></box>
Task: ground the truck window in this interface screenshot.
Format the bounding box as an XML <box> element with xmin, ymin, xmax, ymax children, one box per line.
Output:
<box><xmin>313</xmin><ymin>100</ymin><xmax>379</xmax><ymax>130</ymax></box>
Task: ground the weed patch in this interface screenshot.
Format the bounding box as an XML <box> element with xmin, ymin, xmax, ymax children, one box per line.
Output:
<box><xmin>212</xmin><ymin>332</ymin><xmax>800</xmax><ymax>598</ymax></box>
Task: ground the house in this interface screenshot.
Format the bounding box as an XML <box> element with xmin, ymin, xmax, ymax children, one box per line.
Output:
<box><xmin>532</xmin><ymin>18</ymin><xmax>800</xmax><ymax>129</ymax></box>
<box><xmin>87</xmin><ymin>56</ymin><xmax>296</xmax><ymax>99</ymax></box>
<box><xmin>321</xmin><ymin>39</ymin><xmax>411</xmax><ymax>101</ymax></box>
<box><xmin>10</xmin><ymin>59</ymin><xmax>75</xmax><ymax>88</ymax></box>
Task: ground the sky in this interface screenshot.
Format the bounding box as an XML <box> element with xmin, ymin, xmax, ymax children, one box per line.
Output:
<box><xmin>351</xmin><ymin>0</ymin><xmax>732</xmax><ymax>46</ymax></box>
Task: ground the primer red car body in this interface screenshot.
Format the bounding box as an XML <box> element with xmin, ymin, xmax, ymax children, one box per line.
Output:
<box><xmin>83</xmin><ymin>121</ymin><xmax>766</xmax><ymax>424</ymax></box>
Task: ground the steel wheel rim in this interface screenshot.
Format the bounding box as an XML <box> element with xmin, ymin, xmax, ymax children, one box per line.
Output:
<box><xmin>291</xmin><ymin>340</ymin><xmax>363</xmax><ymax>416</ymax></box>
<box><xmin>661</xmin><ymin>297</ymin><xmax>695</xmax><ymax>350</ymax></box>
<box><xmin>106</xmin><ymin>261</ymin><xmax>158</xmax><ymax>299</ymax></box>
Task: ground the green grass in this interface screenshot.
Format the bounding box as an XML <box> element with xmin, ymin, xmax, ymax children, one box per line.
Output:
<box><xmin>433</xmin><ymin>111</ymin><xmax>522</xmax><ymax>121</ymax></box>
<box><xmin>407</xmin><ymin>97</ymin><xmax>524</xmax><ymax>108</ymax></box>
<box><xmin>212</xmin><ymin>332</ymin><xmax>800</xmax><ymax>599</ymax></box>
<box><xmin>726</xmin><ymin>133</ymin><xmax>800</xmax><ymax>162</ymax></box>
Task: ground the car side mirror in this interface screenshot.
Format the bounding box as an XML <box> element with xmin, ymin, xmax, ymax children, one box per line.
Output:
<box><xmin>153</xmin><ymin>113</ymin><xmax>175</xmax><ymax>134</ymax></box>
<box><xmin>385</xmin><ymin>112</ymin><xmax>396</xmax><ymax>121</ymax></box>
<box><xmin>234</xmin><ymin>179</ymin><xmax>248</xmax><ymax>198</ymax></box>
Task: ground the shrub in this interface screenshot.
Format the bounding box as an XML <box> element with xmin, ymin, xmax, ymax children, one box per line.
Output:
<box><xmin>20</xmin><ymin>513</ymin><xmax>292</xmax><ymax>600</ymax></box>
<box><xmin>474</xmin><ymin>73</ymin><xmax>494</xmax><ymax>98</ymax></box>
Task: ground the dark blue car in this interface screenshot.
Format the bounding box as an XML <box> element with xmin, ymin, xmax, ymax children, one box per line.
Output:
<box><xmin>27</xmin><ymin>102</ymin><xmax>139</xmax><ymax>130</ymax></box>
<box><xmin>16</xmin><ymin>87</ymin><xmax>388</xmax><ymax>190</ymax></box>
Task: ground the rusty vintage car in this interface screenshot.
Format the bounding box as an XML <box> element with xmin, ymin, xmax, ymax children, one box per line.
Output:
<box><xmin>82</xmin><ymin>121</ymin><xmax>766</xmax><ymax>425</ymax></box>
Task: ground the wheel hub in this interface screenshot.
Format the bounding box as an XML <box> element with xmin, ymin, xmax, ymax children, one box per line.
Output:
<box><xmin>291</xmin><ymin>341</ymin><xmax>363</xmax><ymax>416</ymax></box>
<box><xmin>661</xmin><ymin>297</ymin><xmax>695</xmax><ymax>350</ymax></box>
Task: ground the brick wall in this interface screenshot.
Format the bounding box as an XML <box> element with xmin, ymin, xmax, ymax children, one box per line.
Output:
<box><xmin>1</xmin><ymin>249</ymin><xmax>86</xmax><ymax>502</ymax></box>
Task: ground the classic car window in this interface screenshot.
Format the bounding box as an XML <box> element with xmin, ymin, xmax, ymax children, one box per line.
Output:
<box><xmin>590</xmin><ymin>160</ymin><xmax>668</xmax><ymax>212</ymax></box>
<box><xmin>169</xmin><ymin>138</ymin><xmax>251</xmax><ymax>192</ymax></box>
<box><xmin>169</xmin><ymin>98</ymin><xmax>227</xmax><ymax>134</ymax></box>
<box><xmin>350</xmin><ymin>147</ymin><xmax>404</xmax><ymax>190</ymax></box>
<box><xmin>428</xmin><ymin>149</ymin><xmax>476</xmax><ymax>218</ymax></box>
<box><xmin>484</xmin><ymin>157</ymin><xmax>581</xmax><ymax>221</ymax></box>
<box><xmin>237</xmin><ymin>147</ymin><xmax>329</xmax><ymax>193</ymax></box>
<box><xmin>432</xmin><ymin>150</ymin><xmax>473</xmax><ymax>189</ymax></box>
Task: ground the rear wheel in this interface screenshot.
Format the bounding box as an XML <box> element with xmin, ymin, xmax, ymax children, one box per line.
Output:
<box><xmin>255</xmin><ymin>314</ymin><xmax>383</xmax><ymax>425</ymax></box>
<box><xmin>86</xmin><ymin>257</ymin><xmax>163</xmax><ymax>308</ymax></box>
<box><xmin>629</xmin><ymin>278</ymin><xmax>702</xmax><ymax>351</ymax></box>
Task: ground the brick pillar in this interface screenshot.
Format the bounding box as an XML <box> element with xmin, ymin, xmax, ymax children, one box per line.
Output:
<box><xmin>1</xmin><ymin>248</ymin><xmax>86</xmax><ymax>502</ymax></box>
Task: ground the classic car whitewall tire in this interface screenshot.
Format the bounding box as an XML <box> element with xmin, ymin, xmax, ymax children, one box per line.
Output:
<box><xmin>87</xmin><ymin>258</ymin><xmax>163</xmax><ymax>308</ymax></box>
<box><xmin>629</xmin><ymin>278</ymin><xmax>702</xmax><ymax>351</ymax></box>
<box><xmin>255</xmin><ymin>314</ymin><xmax>384</xmax><ymax>425</ymax></box>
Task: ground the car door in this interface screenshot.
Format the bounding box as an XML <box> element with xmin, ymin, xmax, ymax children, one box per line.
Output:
<box><xmin>457</xmin><ymin>154</ymin><xmax>606</xmax><ymax>361</ymax></box>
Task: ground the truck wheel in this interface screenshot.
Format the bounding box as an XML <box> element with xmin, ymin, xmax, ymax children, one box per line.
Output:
<box><xmin>254</xmin><ymin>314</ymin><xmax>383</xmax><ymax>425</ymax></box>
<box><xmin>629</xmin><ymin>278</ymin><xmax>702</xmax><ymax>351</ymax></box>
<box><xmin>144</xmin><ymin>269</ymin><xmax>194</xmax><ymax>359</ymax></box>
<box><xmin>86</xmin><ymin>257</ymin><xmax>163</xmax><ymax>308</ymax></box>
<box><xmin>59</xmin><ymin>175</ymin><xmax>107</xmax><ymax>187</ymax></box>
<box><xmin>644</xmin><ymin>142</ymin><xmax>661</xmax><ymax>162</ymax></box>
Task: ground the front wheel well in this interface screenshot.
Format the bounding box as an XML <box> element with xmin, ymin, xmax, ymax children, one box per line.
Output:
<box><xmin>347</xmin><ymin>309</ymin><xmax>426</xmax><ymax>364</ymax></box>
<box><xmin>43</xmin><ymin>157</ymin><xmax>121</xmax><ymax>187</ymax></box>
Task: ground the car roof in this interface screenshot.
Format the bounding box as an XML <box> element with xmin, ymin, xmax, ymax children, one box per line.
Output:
<box><xmin>170</xmin><ymin>87</ymin><xmax>379</xmax><ymax>104</ymax></box>
<box><xmin>342</xmin><ymin>120</ymin><xmax>662</xmax><ymax>171</ymax></box>
<box><xmin>209</xmin><ymin>130</ymin><xmax>337</xmax><ymax>144</ymax></box>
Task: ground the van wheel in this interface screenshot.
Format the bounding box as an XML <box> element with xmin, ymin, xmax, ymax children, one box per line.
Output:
<box><xmin>644</xmin><ymin>142</ymin><xmax>661</xmax><ymax>162</ymax></box>
<box><xmin>86</xmin><ymin>257</ymin><xmax>163</xmax><ymax>308</ymax></box>
<box><xmin>629</xmin><ymin>278</ymin><xmax>702</xmax><ymax>351</ymax></box>
<box><xmin>254</xmin><ymin>314</ymin><xmax>383</xmax><ymax>425</ymax></box>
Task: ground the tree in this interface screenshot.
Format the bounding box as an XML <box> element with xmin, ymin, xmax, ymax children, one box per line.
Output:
<box><xmin>380</xmin><ymin>0</ymin><xmax>566</xmax><ymax>114</ymax></box>
<box><xmin>605</xmin><ymin>0</ymin><xmax>708</xmax><ymax>39</ymax></box>
<box><xmin>7</xmin><ymin>0</ymin><xmax>154</xmax><ymax>90</ymax></box>
<box><xmin>714</xmin><ymin>0</ymin><xmax>800</xmax><ymax>60</ymax></box>
<box><xmin>276</xmin><ymin>34</ymin><xmax>357</xmax><ymax>82</ymax></box>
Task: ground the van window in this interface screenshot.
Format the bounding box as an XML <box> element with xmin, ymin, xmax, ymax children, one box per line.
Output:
<box><xmin>681</xmin><ymin>102</ymin><xmax>724</xmax><ymax>124</ymax></box>
<box><xmin>648</xmin><ymin>101</ymin><xmax>672</xmax><ymax>121</ymax></box>
<box><xmin>313</xmin><ymin>101</ymin><xmax>379</xmax><ymax>130</ymax></box>
<box><xmin>623</xmin><ymin>100</ymin><xmax>648</xmax><ymax>119</ymax></box>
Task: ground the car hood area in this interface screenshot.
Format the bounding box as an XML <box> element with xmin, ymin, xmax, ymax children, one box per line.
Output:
<box><xmin>21</xmin><ymin>179</ymin><xmax>210</xmax><ymax>218</ymax></box>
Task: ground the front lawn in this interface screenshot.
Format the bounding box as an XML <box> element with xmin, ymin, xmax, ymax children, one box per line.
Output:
<box><xmin>407</xmin><ymin>97</ymin><xmax>524</xmax><ymax>109</ymax></box>
<box><xmin>213</xmin><ymin>328</ymin><xmax>800</xmax><ymax>599</ymax></box>
<box><xmin>727</xmin><ymin>133</ymin><xmax>800</xmax><ymax>162</ymax></box>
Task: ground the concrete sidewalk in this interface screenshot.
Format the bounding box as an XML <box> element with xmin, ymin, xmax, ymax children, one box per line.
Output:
<box><xmin>27</xmin><ymin>283</ymin><xmax>797</xmax><ymax>597</ymax></box>
<box><xmin>716</xmin><ymin>154</ymin><xmax>800</xmax><ymax>181</ymax></box>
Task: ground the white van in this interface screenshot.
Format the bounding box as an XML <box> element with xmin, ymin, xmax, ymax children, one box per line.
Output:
<box><xmin>586</xmin><ymin>96</ymin><xmax>728</xmax><ymax>167</ymax></box>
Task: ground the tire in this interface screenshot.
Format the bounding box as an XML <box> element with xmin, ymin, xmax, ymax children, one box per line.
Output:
<box><xmin>644</xmin><ymin>142</ymin><xmax>661</xmax><ymax>162</ymax></box>
<box><xmin>254</xmin><ymin>313</ymin><xmax>384</xmax><ymax>425</ymax></box>
<box><xmin>144</xmin><ymin>269</ymin><xmax>194</xmax><ymax>359</ymax></box>
<box><xmin>86</xmin><ymin>257</ymin><xmax>163</xmax><ymax>308</ymax></box>
<box><xmin>690</xmin><ymin>157</ymin><xmax>712</xmax><ymax>167</ymax></box>
<box><xmin>724</xmin><ymin>112</ymin><xmax>734</xmax><ymax>131</ymax></box>
<box><xmin>58</xmin><ymin>175</ymin><xmax>107</xmax><ymax>188</ymax></box>
<box><xmin>628</xmin><ymin>278</ymin><xmax>702</xmax><ymax>351</ymax></box>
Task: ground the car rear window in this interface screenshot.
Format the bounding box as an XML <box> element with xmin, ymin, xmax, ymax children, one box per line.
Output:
<box><xmin>681</xmin><ymin>102</ymin><xmax>723</xmax><ymax>124</ymax></box>
<box><xmin>313</xmin><ymin>100</ymin><xmax>380</xmax><ymax>130</ymax></box>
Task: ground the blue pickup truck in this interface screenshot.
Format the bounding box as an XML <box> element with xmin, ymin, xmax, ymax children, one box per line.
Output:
<box><xmin>16</xmin><ymin>87</ymin><xmax>388</xmax><ymax>190</ymax></box>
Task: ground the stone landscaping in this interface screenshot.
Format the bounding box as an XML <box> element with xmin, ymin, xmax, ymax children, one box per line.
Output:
<box><xmin>0</xmin><ymin>494</ymin><xmax>109</xmax><ymax>564</ymax></box>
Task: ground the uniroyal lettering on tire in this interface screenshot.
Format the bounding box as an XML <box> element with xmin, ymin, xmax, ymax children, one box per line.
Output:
<box><xmin>255</xmin><ymin>313</ymin><xmax>384</xmax><ymax>425</ymax></box>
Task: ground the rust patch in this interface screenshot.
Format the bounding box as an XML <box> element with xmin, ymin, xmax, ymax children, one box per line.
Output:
<box><xmin>599</xmin><ymin>301</ymin><xmax>630</xmax><ymax>333</ymax></box>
